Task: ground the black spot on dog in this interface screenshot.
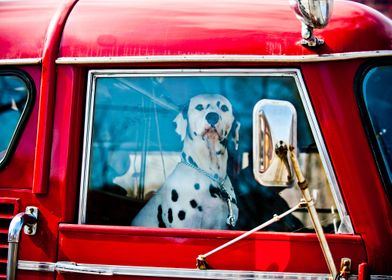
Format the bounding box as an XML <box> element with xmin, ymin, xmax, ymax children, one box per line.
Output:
<box><xmin>168</xmin><ymin>208</ymin><xmax>173</xmax><ymax>223</ymax></box>
<box><xmin>181</xmin><ymin>152</ymin><xmax>186</xmax><ymax>161</ymax></box>
<box><xmin>209</xmin><ymin>184</ymin><xmax>220</xmax><ymax>198</ymax></box>
<box><xmin>190</xmin><ymin>199</ymin><xmax>197</xmax><ymax>208</ymax></box>
<box><xmin>181</xmin><ymin>103</ymin><xmax>189</xmax><ymax>120</ymax></box>
<box><xmin>194</xmin><ymin>183</ymin><xmax>200</xmax><ymax>190</ymax></box>
<box><xmin>157</xmin><ymin>205</ymin><xmax>166</xmax><ymax>228</ymax></box>
<box><xmin>220</xmin><ymin>138</ymin><xmax>228</xmax><ymax>147</ymax></box>
<box><xmin>195</xmin><ymin>104</ymin><xmax>203</xmax><ymax>111</ymax></box>
<box><xmin>171</xmin><ymin>189</ymin><xmax>178</xmax><ymax>202</ymax></box>
<box><xmin>209</xmin><ymin>184</ymin><xmax>234</xmax><ymax>202</ymax></box>
<box><xmin>188</xmin><ymin>156</ymin><xmax>198</xmax><ymax>168</ymax></box>
<box><xmin>217</xmin><ymin>101</ymin><xmax>221</xmax><ymax>107</ymax></box>
<box><xmin>178</xmin><ymin>210</ymin><xmax>186</xmax><ymax>220</ymax></box>
<box><xmin>198</xmin><ymin>206</ymin><xmax>203</xmax><ymax>212</ymax></box>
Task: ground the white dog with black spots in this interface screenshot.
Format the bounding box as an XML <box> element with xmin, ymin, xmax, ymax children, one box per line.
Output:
<box><xmin>131</xmin><ymin>94</ymin><xmax>239</xmax><ymax>229</ymax></box>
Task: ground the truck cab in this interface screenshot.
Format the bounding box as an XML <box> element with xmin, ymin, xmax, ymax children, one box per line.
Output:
<box><xmin>0</xmin><ymin>0</ymin><xmax>391</xmax><ymax>279</ymax></box>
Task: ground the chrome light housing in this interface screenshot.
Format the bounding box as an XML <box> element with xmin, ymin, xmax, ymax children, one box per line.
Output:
<box><xmin>290</xmin><ymin>0</ymin><xmax>334</xmax><ymax>47</ymax></box>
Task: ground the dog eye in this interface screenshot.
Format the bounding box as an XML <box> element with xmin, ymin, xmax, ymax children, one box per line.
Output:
<box><xmin>221</xmin><ymin>105</ymin><xmax>229</xmax><ymax>112</ymax></box>
<box><xmin>195</xmin><ymin>104</ymin><xmax>204</xmax><ymax>111</ymax></box>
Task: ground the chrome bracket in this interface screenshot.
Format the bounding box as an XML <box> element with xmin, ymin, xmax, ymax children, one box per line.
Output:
<box><xmin>23</xmin><ymin>206</ymin><xmax>39</xmax><ymax>235</ymax></box>
<box><xmin>300</xmin><ymin>23</ymin><xmax>325</xmax><ymax>47</ymax></box>
<box><xmin>338</xmin><ymin>258</ymin><xmax>352</xmax><ymax>279</ymax></box>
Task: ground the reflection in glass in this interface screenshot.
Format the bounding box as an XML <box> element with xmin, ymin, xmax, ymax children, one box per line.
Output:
<box><xmin>363</xmin><ymin>65</ymin><xmax>392</xmax><ymax>186</ymax></box>
<box><xmin>0</xmin><ymin>75</ymin><xmax>29</xmax><ymax>164</ymax></box>
<box><xmin>84</xmin><ymin>72</ymin><xmax>340</xmax><ymax>233</ymax></box>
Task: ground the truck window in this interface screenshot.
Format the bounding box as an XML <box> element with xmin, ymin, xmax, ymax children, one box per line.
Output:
<box><xmin>79</xmin><ymin>69</ymin><xmax>348</xmax><ymax>233</ymax></box>
<box><xmin>361</xmin><ymin>64</ymin><xmax>392</xmax><ymax>195</ymax></box>
<box><xmin>0</xmin><ymin>71</ymin><xmax>33</xmax><ymax>167</ymax></box>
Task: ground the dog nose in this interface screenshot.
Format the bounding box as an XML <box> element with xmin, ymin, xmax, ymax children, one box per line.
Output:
<box><xmin>206</xmin><ymin>112</ymin><xmax>219</xmax><ymax>126</ymax></box>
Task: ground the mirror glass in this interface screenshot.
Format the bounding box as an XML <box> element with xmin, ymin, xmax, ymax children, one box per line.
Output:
<box><xmin>253</xmin><ymin>99</ymin><xmax>297</xmax><ymax>187</ymax></box>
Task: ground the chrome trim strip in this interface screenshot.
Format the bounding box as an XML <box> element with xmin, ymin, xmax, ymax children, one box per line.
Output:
<box><xmin>18</xmin><ymin>261</ymin><xmax>55</xmax><ymax>272</ymax></box>
<box><xmin>79</xmin><ymin>68</ymin><xmax>353</xmax><ymax>233</ymax></box>
<box><xmin>19</xmin><ymin>260</ymin><xmax>334</xmax><ymax>279</ymax></box>
<box><xmin>56</xmin><ymin>262</ymin><xmax>331</xmax><ymax>279</ymax></box>
<box><xmin>293</xmin><ymin>69</ymin><xmax>354</xmax><ymax>233</ymax></box>
<box><xmin>371</xmin><ymin>276</ymin><xmax>392</xmax><ymax>280</ymax></box>
<box><xmin>56</xmin><ymin>51</ymin><xmax>392</xmax><ymax>64</ymax></box>
<box><xmin>17</xmin><ymin>260</ymin><xmax>392</xmax><ymax>280</ymax></box>
<box><xmin>0</xmin><ymin>58</ymin><xmax>41</xmax><ymax>65</ymax></box>
<box><xmin>78</xmin><ymin>70</ymin><xmax>97</xmax><ymax>224</ymax></box>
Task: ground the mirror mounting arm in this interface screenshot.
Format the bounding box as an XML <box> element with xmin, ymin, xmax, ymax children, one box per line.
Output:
<box><xmin>300</xmin><ymin>23</ymin><xmax>325</xmax><ymax>47</ymax></box>
<box><xmin>288</xmin><ymin>145</ymin><xmax>338</xmax><ymax>279</ymax></box>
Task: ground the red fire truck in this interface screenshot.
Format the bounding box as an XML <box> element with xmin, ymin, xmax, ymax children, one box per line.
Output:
<box><xmin>1</xmin><ymin>0</ymin><xmax>391</xmax><ymax>279</ymax></box>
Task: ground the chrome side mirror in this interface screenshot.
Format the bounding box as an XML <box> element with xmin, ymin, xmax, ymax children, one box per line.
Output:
<box><xmin>289</xmin><ymin>0</ymin><xmax>334</xmax><ymax>47</ymax></box>
<box><xmin>253</xmin><ymin>99</ymin><xmax>297</xmax><ymax>187</ymax></box>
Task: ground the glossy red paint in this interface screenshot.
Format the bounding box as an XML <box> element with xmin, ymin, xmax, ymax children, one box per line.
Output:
<box><xmin>358</xmin><ymin>263</ymin><xmax>369</xmax><ymax>280</ymax></box>
<box><xmin>33</xmin><ymin>0</ymin><xmax>79</xmax><ymax>194</ymax></box>
<box><xmin>50</xmin><ymin>66</ymin><xmax>85</xmax><ymax>222</ymax></box>
<box><xmin>0</xmin><ymin>0</ymin><xmax>391</xmax><ymax>279</ymax></box>
<box><xmin>58</xmin><ymin>224</ymin><xmax>366</xmax><ymax>273</ymax></box>
<box><xmin>0</xmin><ymin>66</ymin><xmax>39</xmax><ymax>189</ymax></box>
<box><xmin>58</xmin><ymin>0</ymin><xmax>391</xmax><ymax>58</ymax></box>
<box><xmin>0</xmin><ymin>0</ymin><xmax>390</xmax><ymax>60</ymax></box>
<box><xmin>0</xmin><ymin>1</ymin><xmax>58</xmax><ymax>59</ymax></box>
<box><xmin>301</xmin><ymin>60</ymin><xmax>392</xmax><ymax>272</ymax></box>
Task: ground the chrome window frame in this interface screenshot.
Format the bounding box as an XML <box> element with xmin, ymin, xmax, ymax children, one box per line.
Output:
<box><xmin>56</xmin><ymin>51</ymin><xmax>392</xmax><ymax>65</ymax></box>
<box><xmin>78</xmin><ymin>68</ymin><xmax>353</xmax><ymax>233</ymax></box>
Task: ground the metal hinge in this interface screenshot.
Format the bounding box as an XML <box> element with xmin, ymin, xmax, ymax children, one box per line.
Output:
<box><xmin>24</xmin><ymin>206</ymin><xmax>39</xmax><ymax>235</ymax></box>
<box><xmin>337</xmin><ymin>258</ymin><xmax>352</xmax><ymax>280</ymax></box>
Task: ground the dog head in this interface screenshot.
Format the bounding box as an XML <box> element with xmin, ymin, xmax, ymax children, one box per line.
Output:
<box><xmin>174</xmin><ymin>94</ymin><xmax>239</xmax><ymax>148</ymax></box>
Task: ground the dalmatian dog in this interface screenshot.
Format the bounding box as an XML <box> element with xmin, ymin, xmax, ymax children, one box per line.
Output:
<box><xmin>131</xmin><ymin>94</ymin><xmax>240</xmax><ymax>229</ymax></box>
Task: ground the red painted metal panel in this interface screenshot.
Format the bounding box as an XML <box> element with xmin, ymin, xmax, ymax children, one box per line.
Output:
<box><xmin>0</xmin><ymin>66</ymin><xmax>40</xmax><ymax>189</ymax></box>
<box><xmin>301</xmin><ymin>60</ymin><xmax>392</xmax><ymax>273</ymax></box>
<box><xmin>58</xmin><ymin>224</ymin><xmax>366</xmax><ymax>274</ymax></box>
<box><xmin>59</xmin><ymin>0</ymin><xmax>391</xmax><ymax>58</ymax></box>
<box><xmin>2</xmin><ymin>0</ymin><xmax>390</xmax><ymax>61</ymax></box>
<box><xmin>49</xmin><ymin>66</ymin><xmax>85</xmax><ymax>221</ymax></box>
<box><xmin>0</xmin><ymin>189</ymin><xmax>61</xmax><ymax>263</ymax></box>
<box><xmin>0</xmin><ymin>1</ymin><xmax>391</xmax><ymax>279</ymax></box>
<box><xmin>17</xmin><ymin>271</ymin><xmax>54</xmax><ymax>280</ymax></box>
<box><xmin>32</xmin><ymin>0</ymin><xmax>79</xmax><ymax>194</ymax></box>
<box><xmin>0</xmin><ymin>1</ymin><xmax>58</xmax><ymax>60</ymax></box>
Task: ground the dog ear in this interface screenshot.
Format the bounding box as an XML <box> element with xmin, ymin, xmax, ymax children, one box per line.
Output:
<box><xmin>174</xmin><ymin>111</ymin><xmax>187</xmax><ymax>141</ymax></box>
<box><xmin>231</xmin><ymin>120</ymin><xmax>240</xmax><ymax>150</ymax></box>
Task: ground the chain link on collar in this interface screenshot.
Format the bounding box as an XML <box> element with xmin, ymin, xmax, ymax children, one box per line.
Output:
<box><xmin>180</xmin><ymin>159</ymin><xmax>227</xmax><ymax>188</ymax></box>
<box><xmin>179</xmin><ymin>159</ymin><xmax>236</xmax><ymax>227</ymax></box>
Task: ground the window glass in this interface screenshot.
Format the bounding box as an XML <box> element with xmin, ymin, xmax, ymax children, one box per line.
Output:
<box><xmin>0</xmin><ymin>73</ymin><xmax>31</xmax><ymax>166</ymax></box>
<box><xmin>362</xmin><ymin>65</ymin><xmax>392</xmax><ymax>189</ymax></box>
<box><xmin>82</xmin><ymin>70</ymin><xmax>342</xmax><ymax>233</ymax></box>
